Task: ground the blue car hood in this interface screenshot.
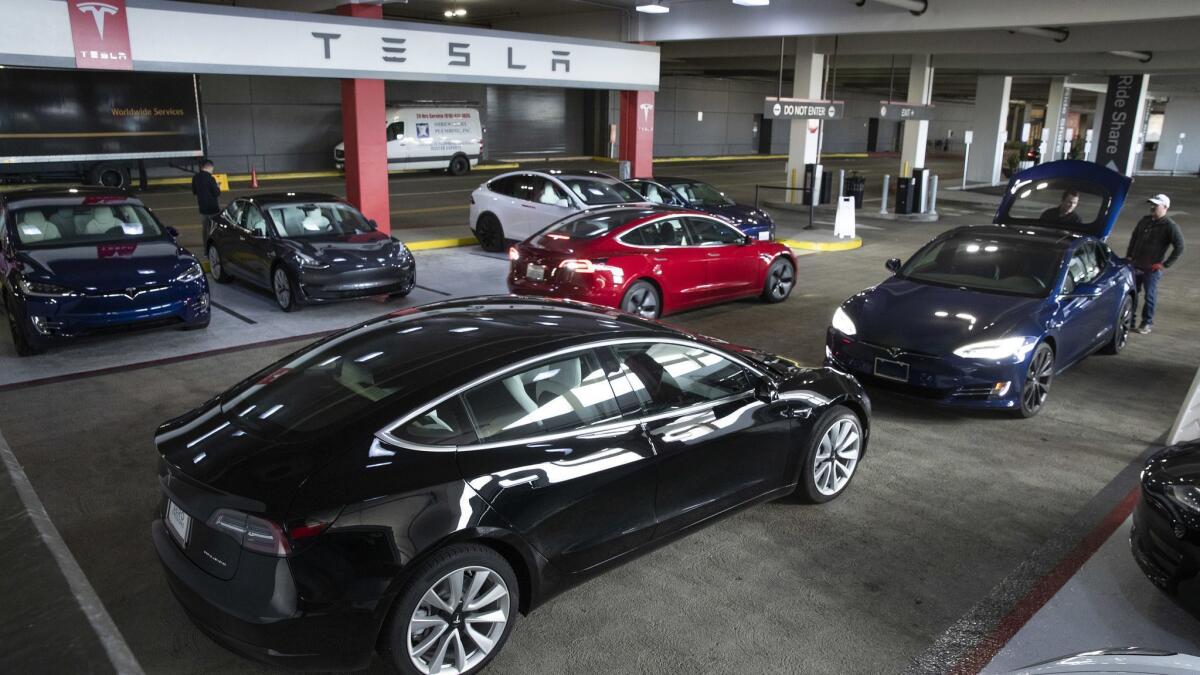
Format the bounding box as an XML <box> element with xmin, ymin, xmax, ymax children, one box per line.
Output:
<box><xmin>995</xmin><ymin>160</ymin><xmax>1131</xmax><ymax>240</ymax></box>
<box><xmin>18</xmin><ymin>239</ymin><xmax>191</xmax><ymax>293</ymax></box>
<box><xmin>842</xmin><ymin>277</ymin><xmax>1045</xmax><ymax>355</ymax></box>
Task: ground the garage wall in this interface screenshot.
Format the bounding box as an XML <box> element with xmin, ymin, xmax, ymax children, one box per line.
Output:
<box><xmin>197</xmin><ymin>74</ymin><xmax>583</xmax><ymax>174</ymax></box>
<box><xmin>1153</xmin><ymin>94</ymin><xmax>1200</xmax><ymax>173</ymax></box>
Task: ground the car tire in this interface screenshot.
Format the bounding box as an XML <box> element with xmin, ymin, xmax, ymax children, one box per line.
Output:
<box><xmin>1015</xmin><ymin>342</ymin><xmax>1055</xmax><ymax>418</ymax></box>
<box><xmin>448</xmin><ymin>154</ymin><xmax>471</xmax><ymax>176</ymax></box>
<box><xmin>207</xmin><ymin>244</ymin><xmax>231</xmax><ymax>283</ymax></box>
<box><xmin>1101</xmin><ymin>294</ymin><xmax>1134</xmax><ymax>355</ymax></box>
<box><xmin>381</xmin><ymin>543</ymin><xmax>519</xmax><ymax>675</ymax></box>
<box><xmin>760</xmin><ymin>257</ymin><xmax>796</xmax><ymax>303</ymax></box>
<box><xmin>475</xmin><ymin>214</ymin><xmax>505</xmax><ymax>252</ymax></box>
<box><xmin>272</xmin><ymin>265</ymin><xmax>300</xmax><ymax>313</ymax></box>
<box><xmin>4</xmin><ymin>294</ymin><xmax>42</xmax><ymax>357</ymax></box>
<box><xmin>88</xmin><ymin>163</ymin><xmax>129</xmax><ymax>189</ymax></box>
<box><xmin>620</xmin><ymin>280</ymin><xmax>662</xmax><ymax>320</ymax></box>
<box><xmin>795</xmin><ymin>405</ymin><xmax>862</xmax><ymax>503</ymax></box>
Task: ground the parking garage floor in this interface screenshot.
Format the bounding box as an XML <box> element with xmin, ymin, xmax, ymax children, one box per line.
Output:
<box><xmin>1</xmin><ymin>159</ymin><xmax>1196</xmax><ymax>674</ymax></box>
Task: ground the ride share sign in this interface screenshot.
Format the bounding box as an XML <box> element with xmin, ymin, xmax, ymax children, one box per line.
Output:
<box><xmin>763</xmin><ymin>97</ymin><xmax>844</xmax><ymax>121</ymax></box>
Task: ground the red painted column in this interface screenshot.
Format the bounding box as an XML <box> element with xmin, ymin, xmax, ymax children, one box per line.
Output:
<box><xmin>338</xmin><ymin>3</ymin><xmax>389</xmax><ymax>233</ymax></box>
<box><xmin>619</xmin><ymin>90</ymin><xmax>655</xmax><ymax>179</ymax></box>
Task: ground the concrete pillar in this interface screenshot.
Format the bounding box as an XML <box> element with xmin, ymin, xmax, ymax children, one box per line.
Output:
<box><xmin>785</xmin><ymin>37</ymin><xmax>824</xmax><ymax>202</ymax></box>
<box><xmin>900</xmin><ymin>54</ymin><xmax>933</xmax><ymax>177</ymax></box>
<box><xmin>1152</xmin><ymin>94</ymin><xmax>1200</xmax><ymax>172</ymax></box>
<box><xmin>966</xmin><ymin>75</ymin><xmax>1012</xmax><ymax>186</ymax></box>
<box><xmin>338</xmin><ymin>3</ymin><xmax>390</xmax><ymax>233</ymax></box>
<box><xmin>618</xmin><ymin>90</ymin><xmax>655</xmax><ymax>178</ymax></box>
<box><xmin>1043</xmin><ymin>77</ymin><xmax>1070</xmax><ymax>161</ymax></box>
<box><xmin>1087</xmin><ymin>91</ymin><xmax>1105</xmax><ymax>161</ymax></box>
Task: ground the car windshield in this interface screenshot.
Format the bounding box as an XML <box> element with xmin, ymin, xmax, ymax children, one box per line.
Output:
<box><xmin>543</xmin><ymin>209</ymin><xmax>660</xmax><ymax>240</ymax></box>
<box><xmin>10</xmin><ymin>202</ymin><xmax>165</xmax><ymax>247</ymax></box>
<box><xmin>558</xmin><ymin>177</ymin><xmax>643</xmax><ymax>205</ymax></box>
<box><xmin>900</xmin><ymin>232</ymin><xmax>1064</xmax><ymax>298</ymax></box>
<box><xmin>265</xmin><ymin>202</ymin><xmax>373</xmax><ymax>239</ymax></box>
<box><xmin>666</xmin><ymin>181</ymin><xmax>734</xmax><ymax>207</ymax></box>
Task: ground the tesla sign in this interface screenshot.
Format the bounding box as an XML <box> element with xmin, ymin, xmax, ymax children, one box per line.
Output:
<box><xmin>764</xmin><ymin>97</ymin><xmax>844</xmax><ymax>121</ymax></box>
<box><xmin>67</xmin><ymin>0</ymin><xmax>132</xmax><ymax>70</ymax></box>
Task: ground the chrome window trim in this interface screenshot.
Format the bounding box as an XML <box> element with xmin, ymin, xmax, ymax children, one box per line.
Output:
<box><xmin>616</xmin><ymin>214</ymin><xmax>696</xmax><ymax>249</ymax></box>
<box><xmin>375</xmin><ymin>336</ymin><xmax>765</xmax><ymax>453</ymax></box>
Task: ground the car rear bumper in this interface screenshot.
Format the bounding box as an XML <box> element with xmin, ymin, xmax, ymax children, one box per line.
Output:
<box><xmin>507</xmin><ymin>265</ymin><xmax>621</xmax><ymax>308</ymax></box>
<box><xmin>297</xmin><ymin>261</ymin><xmax>415</xmax><ymax>303</ymax></box>
<box><xmin>22</xmin><ymin>282</ymin><xmax>209</xmax><ymax>340</ymax></box>
<box><xmin>825</xmin><ymin>329</ymin><xmax>1026</xmax><ymax>410</ymax></box>
<box><xmin>152</xmin><ymin>519</ymin><xmax>376</xmax><ymax>671</ymax></box>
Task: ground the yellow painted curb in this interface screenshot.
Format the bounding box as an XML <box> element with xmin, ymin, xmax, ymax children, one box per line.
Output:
<box><xmin>392</xmin><ymin>204</ymin><xmax>469</xmax><ymax>216</ymax></box>
<box><xmin>782</xmin><ymin>237</ymin><xmax>863</xmax><ymax>252</ymax></box>
<box><xmin>406</xmin><ymin>236</ymin><xmax>478</xmax><ymax>251</ymax></box>
<box><xmin>593</xmin><ymin>153</ymin><xmax>865</xmax><ymax>164</ymax></box>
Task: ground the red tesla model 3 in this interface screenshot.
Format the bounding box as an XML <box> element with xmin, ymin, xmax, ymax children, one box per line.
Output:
<box><xmin>507</xmin><ymin>205</ymin><xmax>796</xmax><ymax>319</ymax></box>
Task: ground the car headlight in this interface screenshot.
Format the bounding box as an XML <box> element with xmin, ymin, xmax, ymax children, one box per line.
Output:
<box><xmin>175</xmin><ymin>262</ymin><xmax>204</xmax><ymax>283</ymax></box>
<box><xmin>1166</xmin><ymin>485</ymin><xmax>1200</xmax><ymax>515</ymax></box>
<box><xmin>295</xmin><ymin>252</ymin><xmax>326</xmax><ymax>269</ymax></box>
<box><xmin>18</xmin><ymin>277</ymin><xmax>77</xmax><ymax>297</ymax></box>
<box><xmin>831</xmin><ymin>307</ymin><xmax>857</xmax><ymax>336</ymax></box>
<box><xmin>952</xmin><ymin>336</ymin><xmax>1037</xmax><ymax>360</ymax></box>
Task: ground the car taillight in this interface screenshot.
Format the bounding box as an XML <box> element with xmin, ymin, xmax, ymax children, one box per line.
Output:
<box><xmin>559</xmin><ymin>259</ymin><xmax>595</xmax><ymax>273</ymax></box>
<box><xmin>509</xmin><ymin>246</ymin><xmax>520</xmax><ymax>261</ymax></box>
<box><xmin>288</xmin><ymin>518</ymin><xmax>332</xmax><ymax>542</ymax></box>
<box><xmin>208</xmin><ymin>508</ymin><xmax>290</xmax><ymax>557</ymax></box>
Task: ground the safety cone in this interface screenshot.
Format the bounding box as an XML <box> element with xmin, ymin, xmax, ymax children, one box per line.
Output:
<box><xmin>250</xmin><ymin>168</ymin><xmax>259</xmax><ymax>189</ymax></box>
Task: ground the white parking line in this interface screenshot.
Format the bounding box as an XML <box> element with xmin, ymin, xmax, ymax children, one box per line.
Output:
<box><xmin>0</xmin><ymin>428</ymin><xmax>144</xmax><ymax>675</ymax></box>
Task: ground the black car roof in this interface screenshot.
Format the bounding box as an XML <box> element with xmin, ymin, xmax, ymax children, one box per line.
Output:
<box><xmin>1</xmin><ymin>186</ymin><xmax>139</xmax><ymax>206</ymax></box>
<box><xmin>243</xmin><ymin>192</ymin><xmax>344</xmax><ymax>206</ymax></box>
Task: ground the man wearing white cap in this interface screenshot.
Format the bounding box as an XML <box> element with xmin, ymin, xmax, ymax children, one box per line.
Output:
<box><xmin>1126</xmin><ymin>194</ymin><xmax>1185</xmax><ymax>334</ymax></box>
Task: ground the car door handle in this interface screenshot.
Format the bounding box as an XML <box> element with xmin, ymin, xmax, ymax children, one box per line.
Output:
<box><xmin>652</xmin><ymin>257</ymin><xmax>668</xmax><ymax>262</ymax></box>
<box><xmin>498</xmin><ymin>474</ymin><xmax>538</xmax><ymax>488</ymax></box>
<box><xmin>707</xmin><ymin>252</ymin><xmax>721</xmax><ymax>258</ymax></box>
<box><xmin>520</xmin><ymin>204</ymin><xmax>536</xmax><ymax>209</ymax></box>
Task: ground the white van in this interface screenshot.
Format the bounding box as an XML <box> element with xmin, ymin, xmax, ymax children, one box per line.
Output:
<box><xmin>334</xmin><ymin>105</ymin><xmax>482</xmax><ymax>176</ymax></box>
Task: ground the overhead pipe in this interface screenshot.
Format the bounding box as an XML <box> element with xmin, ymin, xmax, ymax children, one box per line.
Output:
<box><xmin>1109</xmin><ymin>50</ymin><xmax>1153</xmax><ymax>63</ymax></box>
<box><xmin>1010</xmin><ymin>26</ymin><xmax>1069</xmax><ymax>43</ymax></box>
<box><xmin>855</xmin><ymin>0</ymin><xmax>928</xmax><ymax>16</ymax></box>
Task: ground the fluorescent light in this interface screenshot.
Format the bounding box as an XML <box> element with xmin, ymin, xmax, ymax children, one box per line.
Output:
<box><xmin>455</xmin><ymin>8</ymin><xmax>466</xmax><ymax>16</ymax></box>
<box><xmin>732</xmin><ymin>0</ymin><xmax>770</xmax><ymax>5</ymax></box>
<box><xmin>1011</xmin><ymin>26</ymin><xmax>1069</xmax><ymax>42</ymax></box>
<box><xmin>1110</xmin><ymin>50</ymin><xmax>1153</xmax><ymax>63</ymax></box>
<box><xmin>636</xmin><ymin>2</ymin><xmax>669</xmax><ymax>12</ymax></box>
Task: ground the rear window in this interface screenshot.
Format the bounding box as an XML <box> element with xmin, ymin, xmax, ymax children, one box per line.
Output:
<box><xmin>997</xmin><ymin>179</ymin><xmax>1109</xmax><ymax>232</ymax></box>
<box><xmin>559</xmin><ymin>177</ymin><xmax>643</xmax><ymax>205</ymax></box>
<box><xmin>9</xmin><ymin>202</ymin><xmax>164</xmax><ymax>247</ymax></box>
<box><xmin>544</xmin><ymin>209</ymin><xmax>661</xmax><ymax>240</ymax></box>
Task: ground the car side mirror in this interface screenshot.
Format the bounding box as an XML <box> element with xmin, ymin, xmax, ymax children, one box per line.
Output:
<box><xmin>885</xmin><ymin>258</ymin><xmax>902</xmax><ymax>273</ymax></box>
<box><xmin>166</xmin><ymin>226</ymin><xmax>179</xmax><ymax>239</ymax></box>
<box><xmin>755</xmin><ymin>378</ymin><xmax>778</xmax><ymax>403</ymax></box>
<box><xmin>368</xmin><ymin>218</ymin><xmax>378</xmax><ymax>230</ymax></box>
<box><xmin>740</xmin><ymin>234</ymin><xmax>753</xmax><ymax>245</ymax></box>
<box><xmin>556</xmin><ymin>198</ymin><xmax>570</xmax><ymax>209</ymax></box>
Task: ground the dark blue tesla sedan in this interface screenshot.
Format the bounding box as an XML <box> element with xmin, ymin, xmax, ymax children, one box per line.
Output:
<box><xmin>826</xmin><ymin>160</ymin><xmax>1135</xmax><ymax>417</ymax></box>
<box><xmin>626</xmin><ymin>177</ymin><xmax>776</xmax><ymax>240</ymax></box>
<box><xmin>0</xmin><ymin>188</ymin><xmax>209</xmax><ymax>355</ymax></box>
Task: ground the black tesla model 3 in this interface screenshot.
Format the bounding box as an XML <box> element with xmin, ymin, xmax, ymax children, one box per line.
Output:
<box><xmin>1132</xmin><ymin>440</ymin><xmax>1200</xmax><ymax>604</ymax></box>
<box><xmin>207</xmin><ymin>192</ymin><xmax>416</xmax><ymax>311</ymax></box>
<box><xmin>151</xmin><ymin>296</ymin><xmax>871</xmax><ymax>673</ymax></box>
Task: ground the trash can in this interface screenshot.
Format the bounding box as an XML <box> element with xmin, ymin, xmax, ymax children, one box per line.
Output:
<box><xmin>803</xmin><ymin>163</ymin><xmax>823</xmax><ymax>205</ymax></box>
<box><xmin>911</xmin><ymin>167</ymin><xmax>928</xmax><ymax>213</ymax></box>
<box><xmin>895</xmin><ymin>177</ymin><xmax>915</xmax><ymax>214</ymax></box>
<box><xmin>843</xmin><ymin>172</ymin><xmax>866</xmax><ymax>209</ymax></box>
<box><xmin>617</xmin><ymin>160</ymin><xmax>632</xmax><ymax>180</ymax></box>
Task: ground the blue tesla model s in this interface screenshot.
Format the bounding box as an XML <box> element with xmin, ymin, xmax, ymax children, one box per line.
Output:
<box><xmin>625</xmin><ymin>177</ymin><xmax>776</xmax><ymax>240</ymax></box>
<box><xmin>826</xmin><ymin>160</ymin><xmax>1135</xmax><ymax>417</ymax></box>
<box><xmin>0</xmin><ymin>188</ymin><xmax>210</xmax><ymax>355</ymax></box>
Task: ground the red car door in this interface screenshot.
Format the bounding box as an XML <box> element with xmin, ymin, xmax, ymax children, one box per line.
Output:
<box><xmin>685</xmin><ymin>216</ymin><xmax>757</xmax><ymax>298</ymax></box>
<box><xmin>620</xmin><ymin>217</ymin><xmax>708</xmax><ymax>312</ymax></box>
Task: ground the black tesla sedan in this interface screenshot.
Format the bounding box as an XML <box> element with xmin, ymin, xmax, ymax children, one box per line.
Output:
<box><xmin>1132</xmin><ymin>440</ymin><xmax>1200</xmax><ymax>601</ymax></box>
<box><xmin>151</xmin><ymin>296</ymin><xmax>871</xmax><ymax>673</ymax></box>
<box><xmin>207</xmin><ymin>192</ymin><xmax>415</xmax><ymax>311</ymax></box>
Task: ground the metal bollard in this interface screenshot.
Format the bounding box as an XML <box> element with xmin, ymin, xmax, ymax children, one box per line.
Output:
<box><xmin>836</xmin><ymin>169</ymin><xmax>845</xmax><ymax>202</ymax></box>
<box><xmin>929</xmin><ymin>175</ymin><xmax>939</xmax><ymax>216</ymax></box>
<box><xmin>880</xmin><ymin>174</ymin><xmax>890</xmax><ymax>215</ymax></box>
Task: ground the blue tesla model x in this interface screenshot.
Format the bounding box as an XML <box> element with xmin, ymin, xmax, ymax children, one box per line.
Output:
<box><xmin>826</xmin><ymin>160</ymin><xmax>1135</xmax><ymax>417</ymax></box>
<box><xmin>0</xmin><ymin>187</ymin><xmax>210</xmax><ymax>355</ymax></box>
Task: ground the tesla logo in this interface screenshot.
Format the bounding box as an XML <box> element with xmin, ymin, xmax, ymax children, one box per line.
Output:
<box><xmin>67</xmin><ymin>0</ymin><xmax>132</xmax><ymax>70</ymax></box>
<box><xmin>887</xmin><ymin>347</ymin><xmax>904</xmax><ymax>358</ymax></box>
<box><xmin>76</xmin><ymin>2</ymin><xmax>119</xmax><ymax>38</ymax></box>
<box><xmin>639</xmin><ymin>103</ymin><xmax>654</xmax><ymax>123</ymax></box>
<box><xmin>125</xmin><ymin>287</ymin><xmax>139</xmax><ymax>297</ymax></box>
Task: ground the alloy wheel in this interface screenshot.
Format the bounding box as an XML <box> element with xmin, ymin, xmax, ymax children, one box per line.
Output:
<box><xmin>407</xmin><ymin>566</ymin><xmax>511</xmax><ymax>675</ymax></box>
<box><xmin>812</xmin><ymin>418</ymin><xmax>860</xmax><ymax>496</ymax></box>
<box><xmin>1022</xmin><ymin>346</ymin><xmax>1054</xmax><ymax>413</ymax></box>
<box><xmin>623</xmin><ymin>285</ymin><xmax>659</xmax><ymax>319</ymax></box>
<box><xmin>769</xmin><ymin>262</ymin><xmax>795</xmax><ymax>300</ymax></box>
<box><xmin>273</xmin><ymin>268</ymin><xmax>292</xmax><ymax>309</ymax></box>
<box><xmin>1116</xmin><ymin>299</ymin><xmax>1133</xmax><ymax>350</ymax></box>
<box><xmin>209</xmin><ymin>247</ymin><xmax>223</xmax><ymax>279</ymax></box>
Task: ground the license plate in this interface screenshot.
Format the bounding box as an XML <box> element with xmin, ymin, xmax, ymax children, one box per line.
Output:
<box><xmin>874</xmin><ymin>357</ymin><xmax>910</xmax><ymax>383</ymax></box>
<box><xmin>526</xmin><ymin>264</ymin><xmax>545</xmax><ymax>281</ymax></box>
<box><xmin>166</xmin><ymin>499</ymin><xmax>192</xmax><ymax>546</ymax></box>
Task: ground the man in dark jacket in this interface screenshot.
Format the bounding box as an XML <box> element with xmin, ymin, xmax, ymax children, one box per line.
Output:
<box><xmin>190</xmin><ymin>159</ymin><xmax>221</xmax><ymax>245</ymax></box>
<box><xmin>1040</xmin><ymin>190</ymin><xmax>1082</xmax><ymax>227</ymax></box>
<box><xmin>1126</xmin><ymin>193</ymin><xmax>1185</xmax><ymax>334</ymax></box>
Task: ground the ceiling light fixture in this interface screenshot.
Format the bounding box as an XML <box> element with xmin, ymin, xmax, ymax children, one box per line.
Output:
<box><xmin>443</xmin><ymin>7</ymin><xmax>467</xmax><ymax>18</ymax></box>
<box><xmin>855</xmin><ymin>0</ymin><xmax>927</xmax><ymax>16</ymax></box>
<box><xmin>1109</xmin><ymin>50</ymin><xmax>1153</xmax><ymax>63</ymax></box>
<box><xmin>732</xmin><ymin>0</ymin><xmax>771</xmax><ymax>6</ymax></box>
<box><xmin>636</xmin><ymin>1</ymin><xmax>669</xmax><ymax>13</ymax></box>
<box><xmin>1010</xmin><ymin>26</ymin><xmax>1069</xmax><ymax>43</ymax></box>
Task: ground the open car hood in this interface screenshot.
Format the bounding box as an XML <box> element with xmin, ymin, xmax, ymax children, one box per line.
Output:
<box><xmin>993</xmin><ymin>160</ymin><xmax>1131</xmax><ymax>240</ymax></box>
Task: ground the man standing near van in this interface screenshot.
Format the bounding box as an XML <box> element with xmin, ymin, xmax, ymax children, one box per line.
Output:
<box><xmin>1126</xmin><ymin>194</ymin><xmax>1185</xmax><ymax>334</ymax></box>
<box><xmin>191</xmin><ymin>159</ymin><xmax>221</xmax><ymax>244</ymax></box>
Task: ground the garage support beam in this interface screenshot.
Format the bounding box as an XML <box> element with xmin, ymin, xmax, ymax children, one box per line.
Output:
<box><xmin>966</xmin><ymin>75</ymin><xmax>1012</xmax><ymax>186</ymax></box>
<box><xmin>337</xmin><ymin>3</ymin><xmax>390</xmax><ymax>234</ymax></box>
<box><xmin>899</xmin><ymin>54</ymin><xmax>933</xmax><ymax>177</ymax></box>
<box><xmin>619</xmin><ymin>90</ymin><xmax>656</xmax><ymax>179</ymax></box>
<box><xmin>1087</xmin><ymin>91</ymin><xmax>1106</xmax><ymax>161</ymax></box>
<box><xmin>785</xmin><ymin>38</ymin><xmax>824</xmax><ymax>203</ymax></box>
<box><xmin>1043</xmin><ymin>77</ymin><xmax>1069</xmax><ymax>162</ymax></box>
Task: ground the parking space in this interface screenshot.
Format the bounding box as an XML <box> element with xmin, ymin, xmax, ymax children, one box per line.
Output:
<box><xmin>1</xmin><ymin>171</ymin><xmax>1194</xmax><ymax>673</ymax></box>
